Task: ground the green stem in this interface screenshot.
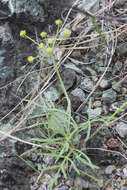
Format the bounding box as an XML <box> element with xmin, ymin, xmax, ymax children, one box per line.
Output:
<box><xmin>25</xmin><ymin>35</ymin><xmax>39</xmax><ymax>45</ymax></box>
<box><xmin>51</xmin><ymin>55</ymin><xmax>71</xmax><ymax>113</ymax></box>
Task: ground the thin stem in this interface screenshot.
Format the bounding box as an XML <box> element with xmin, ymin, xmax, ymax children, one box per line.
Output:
<box><xmin>51</xmin><ymin>55</ymin><xmax>71</xmax><ymax>112</ymax></box>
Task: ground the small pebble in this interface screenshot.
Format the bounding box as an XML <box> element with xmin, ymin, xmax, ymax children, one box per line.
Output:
<box><xmin>105</xmin><ymin>165</ymin><xmax>115</xmax><ymax>175</ymax></box>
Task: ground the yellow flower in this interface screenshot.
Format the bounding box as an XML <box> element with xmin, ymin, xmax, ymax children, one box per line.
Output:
<box><xmin>47</xmin><ymin>38</ymin><xmax>54</xmax><ymax>44</ymax></box>
<box><xmin>20</xmin><ymin>30</ymin><xmax>26</xmax><ymax>37</ymax></box>
<box><xmin>40</xmin><ymin>32</ymin><xmax>47</xmax><ymax>38</ymax></box>
<box><xmin>27</xmin><ymin>56</ymin><xmax>34</xmax><ymax>63</ymax></box>
<box><xmin>64</xmin><ymin>29</ymin><xmax>71</xmax><ymax>36</ymax></box>
<box><xmin>55</xmin><ymin>19</ymin><xmax>62</xmax><ymax>25</ymax></box>
<box><xmin>46</xmin><ymin>47</ymin><xmax>53</xmax><ymax>54</ymax></box>
<box><xmin>39</xmin><ymin>43</ymin><xmax>44</xmax><ymax>48</ymax></box>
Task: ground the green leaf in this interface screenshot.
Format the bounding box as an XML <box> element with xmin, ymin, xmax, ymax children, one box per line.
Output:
<box><xmin>42</xmin><ymin>164</ymin><xmax>60</xmax><ymax>171</ymax></box>
<box><xmin>85</xmin><ymin>98</ymin><xmax>92</xmax><ymax>142</ymax></box>
<box><xmin>55</xmin><ymin>142</ymin><xmax>69</xmax><ymax>163</ymax></box>
<box><xmin>61</xmin><ymin>166</ymin><xmax>67</xmax><ymax>179</ymax></box>
<box><xmin>67</xmin><ymin>158</ymin><xmax>80</xmax><ymax>175</ymax></box>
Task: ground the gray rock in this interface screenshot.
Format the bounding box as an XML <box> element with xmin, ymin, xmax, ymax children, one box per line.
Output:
<box><xmin>80</xmin><ymin>77</ymin><xmax>94</xmax><ymax>91</ymax></box>
<box><xmin>92</xmin><ymin>101</ymin><xmax>101</xmax><ymax>108</ymax></box>
<box><xmin>123</xmin><ymin>167</ymin><xmax>127</xmax><ymax>177</ymax></box>
<box><xmin>0</xmin><ymin>0</ymin><xmax>13</xmax><ymax>19</ymax></box>
<box><xmin>112</xmin><ymin>82</ymin><xmax>121</xmax><ymax>92</ymax></box>
<box><xmin>102</xmin><ymin>89</ymin><xmax>117</xmax><ymax>104</ymax></box>
<box><xmin>99</xmin><ymin>79</ymin><xmax>109</xmax><ymax>89</ymax></box>
<box><xmin>97</xmin><ymin>66</ymin><xmax>112</xmax><ymax>72</ymax></box>
<box><xmin>116</xmin><ymin>43</ymin><xmax>127</xmax><ymax>58</ymax></box>
<box><xmin>0</xmin><ymin>158</ymin><xmax>31</xmax><ymax>190</ymax></box>
<box><xmin>105</xmin><ymin>165</ymin><xmax>115</xmax><ymax>175</ymax></box>
<box><xmin>0</xmin><ymin>0</ymin><xmax>46</xmax><ymax>23</ymax></box>
<box><xmin>115</xmin><ymin>122</ymin><xmax>127</xmax><ymax>138</ymax></box>
<box><xmin>44</xmin><ymin>87</ymin><xmax>59</xmax><ymax>102</ymax></box>
<box><xmin>88</xmin><ymin>107</ymin><xmax>102</xmax><ymax>119</ymax></box>
<box><xmin>12</xmin><ymin>0</ymin><xmax>45</xmax><ymax>23</ymax></box>
<box><xmin>74</xmin><ymin>176</ymin><xmax>89</xmax><ymax>190</ymax></box>
<box><xmin>64</xmin><ymin>63</ymin><xmax>83</xmax><ymax>74</ymax></box>
<box><xmin>78</xmin><ymin>0</ymin><xmax>99</xmax><ymax>13</ymax></box>
<box><xmin>74</xmin><ymin>115</ymin><xmax>81</xmax><ymax>123</ymax></box>
<box><xmin>0</xmin><ymin>25</ymin><xmax>14</xmax><ymax>48</ymax></box>
<box><xmin>83</xmin><ymin>66</ymin><xmax>97</xmax><ymax>76</ymax></box>
<box><xmin>70</xmin><ymin>88</ymin><xmax>85</xmax><ymax>109</ymax></box>
<box><xmin>110</xmin><ymin>101</ymin><xmax>126</xmax><ymax>114</ymax></box>
<box><xmin>113</xmin><ymin>61</ymin><xmax>123</xmax><ymax>74</ymax></box>
<box><xmin>0</xmin><ymin>66</ymin><xmax>15</xmax><ymax>87</ymax></box>
<box><xmin>56</xmin><ymin>68</ymin><xmax>76</xmax><ymax>93</ymax></box>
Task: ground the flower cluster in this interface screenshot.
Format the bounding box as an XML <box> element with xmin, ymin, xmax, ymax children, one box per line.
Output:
<box><xmin>20</xmin><ymin>19</ymin><xmax>71</xmax><ymax>63</ymax></box>
<box><xmin>20</xmin><ymin>30</ymin><xmax>26</xmax><ymax>37</ymax></box>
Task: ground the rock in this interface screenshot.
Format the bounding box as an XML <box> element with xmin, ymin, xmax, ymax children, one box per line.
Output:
<box><xmin>0</xmin><ymin>25</ymin><xmax>15</xmax><ymax>86</ymax></box>
<box><xmin>105</xmin><ymin>165</ymin><xmax>115</xmax><ymax>175</ymax></box>
<box><xmin>109</xmin><ymin>102</ymin><xmax>126</xmax><ymax>114</ymax></box>
<box><xmin>123</xmin><ymin>166</ymin><xmax>127</xmax><ymax>177</ymax></box>
<box><xmin>83</xmin><ymin>66</ymin><xmax>97</xmax><ymax>76</ymax></box>
<box><xmin>115</xmin><ymin>122</ymin><xmax>127</xmax><ymax>138</ymax></box>
<box><xmin>116</xmin><ymin>43</ymin><xmax>127</xmax><ymax>58</ymax></box>
<box><xmin>74</xmin><ymin>115</ymin><xmax>81</xmax><ymax>123</ymax></box>
<box><xmin>0</xmin><ymin>25</ymin><xmax>14</xmax><ymax>49</ymax></box>
<box><xmin>78</xmin><ymin>0</ymin><xmax>99</xmax><ymax>14</ymax></box>
<box><xmin>80</xmin><ymin>77</ymin><xmax>94</xmax><ymax>91</ymax></box>
<box><xmin>112</xmin><ymin>82</ymin><xmax>121</xmax><ymax>92</ymax></box>
<box><xmin>70</xmin><ymin>88</ymin><xmax>86</xmax><ymax>109</ymax></box>
<box><xmin>12</xmin><ymin>0</ymin><xmax>45</xmax><ymax>23</ymax></box>
<box><xmin>96</xmin><ymin>66</ymin><xmax>112</xmax><ymax>72</ymax></box>
<box><xmin>74</xmin><ymin>176</ymin><xmax>89</xmax><ymax>190</ymax></box>
<box><xmin>88</xmin><ymin>107</ymin><xmax>102</xmax><ymax>119</ymax></box>
<box><xmin>0</xmin><ymin>0</ymin><xmax>13</xmax><ymax>19</ymax></box>
<box><xmin>0</xmin><ymin>70</ymin><xmax>41</xmax><ymax>118</ymax></box>
<box><xmin>44</xmin><ymin>87</ymin><xmax>59</xmax><ymax>102</ymax></box>
<box><xmin>55</xmin><ymin>68</ymin><xmax>76</xmax><ymax>93</ymax></box>
<box><xmin>102</xmin><ymin>89</ymin><xmax>117</xmax><ymax>104</ymax></box>
<box><xmin>99</xmin><ymin>79</ymin><xmax>109</xmax><ymax>89</ymax></box>
<box><xmin>81</xmin><ymin>66</ymin><xmax>98</xmax><ymax>82</ymax></box>
<box><xmin>0</xmin><ymin>158</ymin><xmax>31</xmax><ymax>190</ymax></box>
<box><xmin>92</xmin><ymin>101</ymin><xmax>101</xmax><ymax>108</ymax></box>
<box><xmin>113</xmin><ymin>61</ymin><xmax>123</xmax><ymax>74</ymax></box>
<box><xmin>0</xmin><ymin>65</ymin><xmax>15</xmax><ymax>87</ymax></box>
<box><xmin>0</xmin><ymin>0</ymin><xmax>46</xmax><ymax>24</ymax></box>
<box><xmin>64</xmin><ymin>63</ymin><xmax>83</xmax><ymax>74</ymax></box>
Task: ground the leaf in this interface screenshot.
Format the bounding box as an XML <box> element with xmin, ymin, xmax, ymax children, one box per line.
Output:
<box><xmin>85</xmin><ymin>98</ymin><xmax>92</xmax><ymax>142</ymax></box>
<box><xmin>61</xmin><ymin>166</ymin><xmax>67</xmax><ymax>179</ymax></box>
<box><xmin>55</xmin><ymin>142</ymin><xmax>69</xmax><ymax>163</ymax></box>
<box><xmin>67</xmin><ymin>158</ymin><xmax>80</xmax><ymax>175</ymax></box>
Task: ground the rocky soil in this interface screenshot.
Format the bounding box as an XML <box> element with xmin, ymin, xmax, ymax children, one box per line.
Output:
<box><xmin>0</xmin><ymin>0</ymin><xmax>127</xmax><ymax>190</ymax></box>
